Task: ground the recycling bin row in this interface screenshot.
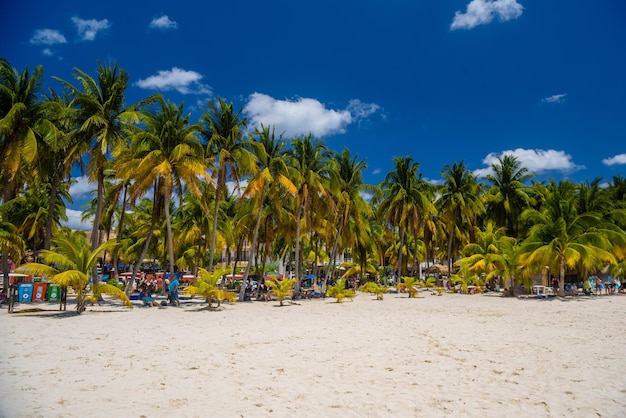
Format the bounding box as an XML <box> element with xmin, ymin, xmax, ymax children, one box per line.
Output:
<box><xmin>17</xmin><ymin>282</ymin><xmax>62</xmax><ymax>303</ymax></box>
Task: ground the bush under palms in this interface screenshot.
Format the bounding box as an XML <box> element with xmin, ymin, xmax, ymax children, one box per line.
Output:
<box><xmin>326</xmin><ymin>278</ymin><xmax>355</xmax><ymax>303</ymax></box>
<box><xmin>185</xmin><ymin>268</ymin><xmax>234</xmax><ymax>309</ymax></box>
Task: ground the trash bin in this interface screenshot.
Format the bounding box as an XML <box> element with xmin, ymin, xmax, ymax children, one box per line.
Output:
<box><xmin>47</xmin><ymin>284</ymin><xmax>61</xmax><ymax>302</ymax></box>
<box><xmin>18</xmin><ymin>282</ymin><xmax>34</xmax><ymax>303</ymax></box>
<box><xmin>33</xmin><ymin>283</ymin><xmax>47</xmax><ymax>302</ymax></box>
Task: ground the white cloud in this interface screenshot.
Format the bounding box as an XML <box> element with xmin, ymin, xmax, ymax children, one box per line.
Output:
<box><xmin>71</xmin><ymin>17</ymin><xmax>110</xmax><ymax>41</ymax></box>
<box><xmin>451</xmin><ymin>0</ymin><xmax>524</xmax><ymax>31</ymax></box>
<box><xmin>244</xmin><ymin>93</ymin><xmax>380</xmax><ymax>138</ymax></box>
<box><xmin>135</xmin><ymin>67</ymin><xmax>212</xmax><ymax>95</ymax></box>
<box><xmin>542</xmin><ymin>93</ymin><xmax>567</xmax><ymax>104</ymax></box>
<box><xmin>69</xmin><ymin>175</ymin><xmax>93</xmax><ymax>201</ymax></box>
<box><xmin>150</xmin><ymin>15</ymin><xmax>178</xmax><ymax>29</ymax></box>
<box><xmin>30</xmin><ymin>29</ymin><xmax>67</xmax><ymax>45</ymax></box>
<box><xmin>602</xmin><ymin>153</ymin><xmax>626</xmax><ymax>166</ymax></box>
<box><xmin>64</xmin><ymin>208</ymin><xmax>92</xmax><ymax>231</ymax></box>
<box><xmin>42</xmin><ymin>48</ymin><xmax>54</xmax><ymax>56</ymax></box>
<box><xmin>372</xmin><ymin>168</ymin><xmax>382</xmax><ymax>175</ymax></box>
<box><xmin>474</xmin><ymin>148</ymin><xmax>584</xmax><ymax>177</ymax></box>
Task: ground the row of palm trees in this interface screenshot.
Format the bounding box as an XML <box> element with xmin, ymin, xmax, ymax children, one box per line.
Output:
<box><xmin>2</xmin><ymin>58</ymin><xmax>626</xmax><ymax>300</ymax></box>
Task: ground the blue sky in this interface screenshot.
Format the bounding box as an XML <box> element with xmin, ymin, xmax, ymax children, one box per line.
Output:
<box><xmin>2</xmin><ymin>1</ymin><xmax>626</xmax><ymax>228</ymax></box>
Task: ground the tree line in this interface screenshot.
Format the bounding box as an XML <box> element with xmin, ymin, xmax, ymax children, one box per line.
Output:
<box><xmin>2</xmin><ymin>58</ymin><xmax>625</xmax><ymax>300</ymax></box>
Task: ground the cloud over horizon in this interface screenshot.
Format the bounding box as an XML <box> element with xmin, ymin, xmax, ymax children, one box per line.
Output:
<box><xmin>71</xmin><ymin>17</ymin><xmax>110</xmax><ymax>41</ymax></box>
<box><xmin>451</xmin><ymin>0</ymin><xmax>524</xmax><ymax>31</ymax></box>
<box><xmin>602</xmin><ymin>153</ymin><xmax>626</xmax><ymax>166</ymax></box>
<box><xmin>135</xmin><ymin>67</ymin><xmax>212</xmax><ymax>94</ymax></box>
<box><xmin>474</xmin><ymin>148</ymin><xmax>584</xmax><ymax>178</ymax></box>
<box><xmin>244</xmin><ymin>93</ymin><xmax>380</xmax><ymax>138</ymax></box>
<box><xmin>149</xmin><ymin>15</ymin><xmax>178</xmax><ymax>30</ymax></box>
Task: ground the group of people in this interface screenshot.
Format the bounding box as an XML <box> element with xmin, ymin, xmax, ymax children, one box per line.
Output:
<box><xmin>138</xmin><ymin>277</ymin><xmax>180</xmax><ymax>307</ymax></box>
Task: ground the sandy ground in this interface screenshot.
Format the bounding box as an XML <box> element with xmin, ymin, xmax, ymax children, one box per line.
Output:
<box><xmin>1</xmin><ymin>290</ymin><xmax>625</xmax><ymax>418</ymax></box>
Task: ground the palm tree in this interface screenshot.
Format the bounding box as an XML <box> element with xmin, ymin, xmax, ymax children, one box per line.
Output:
<box><xmin>0</xmin><ymin>58</ymin><xmax>45</xmax><ymax>204</ymax></box>
<box><xmin>483</xmin><ymin>155</ymin><xmax>534</xmax><ymax>237</ymax></box>
<box><xmin>0</xmin><ymin>214</ymin><xmax>26</xmax><ymax>292</ymax></box>
<box><xmin>185</xmin><ymin>267</ymin><xmax>233</xmax><ymax>309</ymax></box>
<box><xmin>437</xmin><ymin>161</ymin><xmax>485</xmax><ymax>277</ymax></box>
<box><xmin>378</xmin><ymin>157</ymin><xmax>434</xmax><ymax>278</ymax></box>
<box><xmin>119</xmin><ymin>97</ymin><xmax>205</xmax><ymax>290</ymax></box>
<box><xmin>39</xmin><ymin>90</ymin><xmax>76</xmax><ymax>250</ymax></box>
<box><xmin>238</xmin><ymin>125</ymin><xmax>297</xmax><ymax>301</ymax></box>
<box><xmin>55</xmin><ymin>62</ymin><xmax>151</xmax><ymax>273</ymax></box>
<box><xmin>266</xmin><ymin>277</ymin><xmax>297</xmax><ymax>306</ymax></box>
<box><xmin>290</xmin><ymin>134</ymin><xmax>334</xmax><ymax>296</ymax></box>
<box><xmin>18</xmin><ymin>230</ymin><xmax>130</xmax><ymax>313</ymax></box>
<box><xmin>518</xmin><ymin>180</ymin><xmax>623</xmax><ymax>296</ymax></box>
<box><xmin>325</xmin><ymin>148</ymin><xmax>374</xmax><ymax>288</ymax></box>
<box><xmin>200</xmin><ymin>97</ymin><xmax>253</xmax><ymax>272</ymax></box>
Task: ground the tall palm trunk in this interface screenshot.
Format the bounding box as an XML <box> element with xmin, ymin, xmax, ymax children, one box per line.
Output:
<box><xmin>559</xmin><ymin>256</ymin><xmax>566</xmax><ymax>297</ymax></box>
<box><xmin>324</xmin><ymin>219</ymin><xmax>343</xmax><ymax>293</ymax></box>
<box><xmin>164</xmin><ymin>189</ymin><xmax>176</xmax><ymax>296</ymax></box>
<box><xmin>398</xmin><ymin>227</ymin><xmax>405</xmax><ymax>277</ymax></box>
<box><xmin>44</xmin><ymin>174</ymin><xmax>61</xmax><ymax>250</ymax></box>
<box><xmin>447</xmin><ymin>225</ymin><xmax>454</xmax><ymax>280</ymax></box>
<box><xmin>241</xmin><ymin>186</ymin><xmax>266</xmax><ymax>301</ymax></box>
<box><xmin>208</xmin><ymin>168</ymin><xmax>225</xmax><ymax>272</ymax></box>
<box><xmin>293</xmin><ymin>198</ymin><xmax>305</xmax><ymax>298</ymax></box>
<box><xmin>91</xmin><ymin>167</ymin><xmax>105</xmax><ymax>284</ymax></box>
<box><xmin>111</xmin><ymin>184</ymin><xmax>128</xmax><ymax>279</ymax></box>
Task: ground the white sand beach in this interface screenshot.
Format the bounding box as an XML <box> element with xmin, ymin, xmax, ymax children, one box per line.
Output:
<box><xmin>1</xmin><ymin>291</ymin><xmax>625</xmax><ymax>418</ymax></box>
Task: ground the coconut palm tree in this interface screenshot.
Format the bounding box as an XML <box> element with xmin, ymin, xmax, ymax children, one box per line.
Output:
<box><xmin>483</xmin><ymin>155</ymin><xmax>534</xmax><ymax>237</ymax></box>
<box><xmin>185</xmin><ymin>267</ymin><xmax>234</xmax><ymax>309</ymax></box>
<box><xmin>200</xmin><ymin>97</ymin><xmax>253</xmax><ymax>272</ymax></box>
<box><xmin>325</xmin><ymin>148</ymin><xmax>374</xmax><ymax>288</ymax></box>
<box><xmin>119</xmin><ymin>97</ymin><xmax>206</xmax><ymax>290</ymax></box>
<box><xmin>378</xmin><ymin>157</ymin><xmax>434</xmax><ymax>278</ymax></box>
<box><xmin>238</xmin><ymin>125</ymin><xmax>297</xmax><ymax>301</ymax></box>
<box><xmin>437</xmin><ymin>161</ymin><xmax>485</xmax><ymax>277</ymax></box>
<box><xmin>55</xmin><ymin>62</ymin><xmax>151</xmax><ymax>269</ymax></box>
<box><xmin>18</xmin><ymin>230</ymin><xmax>130</xmax><ymax>313</ymax></box>
<box><xmin>290</xmin><ymin>134</ymin><xmax>334</xmax><ymax>297</ymax></box>
<box><xmin>266</xmin><ymin>277</ymin><xmax>297</xmax><ymax>306</ymax></box>
<box><xmin>518</xmin><ymin>180</ymin><xmax>623</xmax><ymax>296</ymax></box>
<box><xmin>0</xmin><ymin>58</ymin><xmax>45</xmax><ymax>204</ymax></box>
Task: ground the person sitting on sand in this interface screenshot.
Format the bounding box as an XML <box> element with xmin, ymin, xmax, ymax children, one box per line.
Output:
<box><xmin>139</xmin><ymin>285</ymin><xmax>159</xmax><ymax>307</ymax></box>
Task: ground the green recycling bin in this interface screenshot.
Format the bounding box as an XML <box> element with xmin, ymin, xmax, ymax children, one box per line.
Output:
<box><xmin>47</xmin><ymin>284</ymin><xmax>61</xmax><ymax>302</ymax></box>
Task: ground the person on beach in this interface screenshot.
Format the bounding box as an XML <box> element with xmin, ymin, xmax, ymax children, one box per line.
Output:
<box><xmin>139</xmin><ymin>285</ymin><xmax>159</xmax><ymax>307</ymax></box>
<box><xmin>169</xmin><ymin>276</ymin><xmax>180</xmax><ymax>306</ymax></box>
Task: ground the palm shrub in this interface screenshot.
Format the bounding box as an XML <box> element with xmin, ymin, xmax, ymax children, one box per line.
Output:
<box><xmin>396</xmin><ymin>276</ymin><xmax>419</xmax><ymax>297</ymax></box>
<box><xmin>185</xmin><ymin>268</ymin><xmax>233</xmax><ymax>310</ymax></box>
<box><xmin>358</xmin><ymin>281</ymin><xmax>388</xmax><ymax>300</ymax></box>
<box><xmin>265</xmin><ymin>277</ymin><xmax>297</xmax><ymax>306</ymax></box>
<box><xmin>18</xmin><ymin>230</ymin><xmax>131</xmax><ymax>313</ymax></box>
<box><xmin>326</xmin><ymin>278</ymin><xmax>355</xmax><ymax>303</ymax></box>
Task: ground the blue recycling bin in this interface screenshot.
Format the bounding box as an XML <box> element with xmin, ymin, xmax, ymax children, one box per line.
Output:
<box><xmin>18</xmin><ymin>282</ymin><xmax>34</xmax><ymax>303</ymax></box>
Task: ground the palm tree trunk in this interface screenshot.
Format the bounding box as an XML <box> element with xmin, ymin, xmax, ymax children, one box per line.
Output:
<box><xmin>293</xmin><ymin>198</ymin><xmax>305</xmax><ymax>298</ymax></box>
<box><xmin>91</xmin><ymin>167</ymin><xmax>105</xmax><ymax>284</ymax></box>
<box><xmin>44</xmin><ymin>173</ymin><xmax>61</xmax><ymax>250</ymax></box>
<box><xmin>164</xmin><ymin>191</ymin><xmax>176</xmax><ymax>296</ymax></box>
<box><xmin>398</xmin><ymin>227</ymin><xmax>405</xmax><ymax>277</ymax></box>
<box><xmin>111</xmin><ymin>184</ymin><xmax>128</xmax><ymax>280</ymax></box>
<box><xmin>559</xmin><ymin>256</ymin><xmax>566</xmax><ymax>297</ymax></box>
<box><xmin>447</xmin><ymin>226</ymin><xmax>454</xmax><ymax>281</ymax></box>
<box><xmin>324</xmin><ymin>220</ymin><xmax>344</xmax><ymax>294</ymax></box>
<box><xmin>208</xmin><ymin>169</ymin><xmax>225</xmax><ymax>272</ymax></box>
<box><xmin>241</xmin><ymin>188</ymin><xmax>266</xmax><ymax>301</ymax></box>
